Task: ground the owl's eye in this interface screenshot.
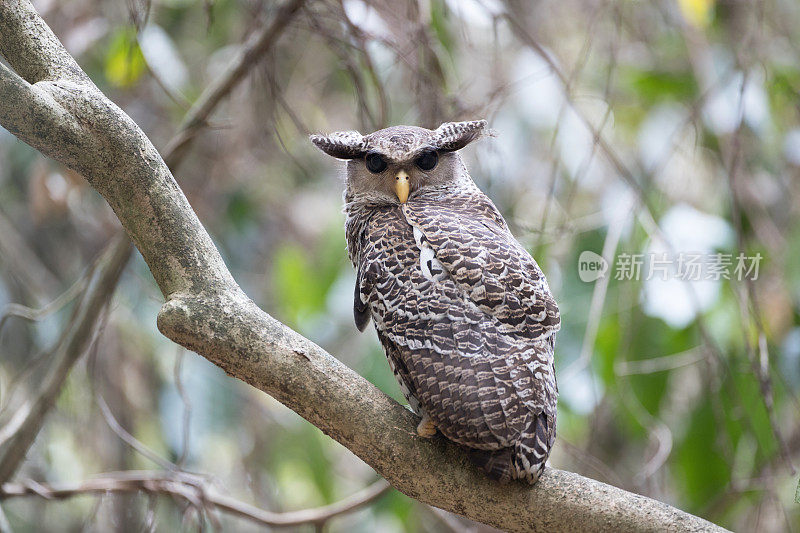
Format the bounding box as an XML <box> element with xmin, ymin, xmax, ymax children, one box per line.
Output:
<box><xmin>415</xmin><ymin>150</ymin><xmax>439</xmax><ymax>171</ymax></box>
<box><xmin>365</xmin><ymin>153</ymin><xmax>388</xmax><ymax>173</ymax></box>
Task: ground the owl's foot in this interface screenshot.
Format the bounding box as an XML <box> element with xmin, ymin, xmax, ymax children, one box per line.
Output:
<box><xmin>416</xmin><ymin>414</ymin><xmax>437</xmax><ymax>437</ymax></box>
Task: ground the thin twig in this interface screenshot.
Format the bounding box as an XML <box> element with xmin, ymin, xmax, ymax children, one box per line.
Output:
<box><xmin>0</xmin><ymin>208</ymin><xmax>60</xmax><ymax>302</ymax></box>
<box><xmin>0</xmin><ymin>236</ymin><xmax>132</xmax><ymax>484</ymax></box>
<box><xmin>561</xmin><ymin>195</ymin><xmax>632</xmax><ymax>383</ymax></box>
<box><xmin>95</xmin><ymin>394</ymin><xmax>178</xmax><ymax>472</ymax></box>
<box><xmin>501</xmin><ymin>8</ymin><xmax>651</xmax><ymax>207</ymax></box>
<box><xmin>0</xmin><ymin>254</ymin><xmax>92</xmax><ymax>418</ymax></box>
<box><xmin>682</xmin><ymin>20</ymin><xmax>796</xmax><ymax>475</ymax></box>
<box><xmin>163</xmin><ymin>0</ymin><xmax>305</xmax><ymax>169</ymax></box>
<box><xmin>0</xmin><ymin>503</ymin><xmax>11</xmax><ymax>533</ymax></box>
<box><xmin>0</xmin><ymin>0</ymin><xmax>304</xmax><ymax>487</ymax></box>
<box><xmin>336</xmin><ymin>0</ymin><xmax>389</xmax><ymax>129</ymax></box>
<box><xmin>0</xmin><ymin>472</ymin><xmax>391</xmax><ymax>529</ymax></box>
<box><xmin>0</xmin><ymin>1</ymin><xmax>734</xmax><ymax>530</ymax></box>
<box><xmin>615</xmin><ymin>347</ymin><xmax>706</xmax><ymax>376</ymax></box>
<box><xmin>174</xmin><ymin>347</ymin><xmax>192</xmax><ymax>468</ymax></box>
<box><xmin>0</xmin><ymin>271</ymin><xmax>88</xmax><ymax>335</ymax></box>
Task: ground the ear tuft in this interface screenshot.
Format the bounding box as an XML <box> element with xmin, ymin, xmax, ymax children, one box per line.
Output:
<box><xmin>432</xmin><ymin>120</ymin><xmax>488</xmax><ymax>152</ymax></box>
<box><xmin>310</xmin><ymin>131</ymin><xmax>367</xmax><ymax>159</ymax></box>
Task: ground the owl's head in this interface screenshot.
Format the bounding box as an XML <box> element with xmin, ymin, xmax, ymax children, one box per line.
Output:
<box><xmin>310</xmin><ymin>120</ymin><xmax>486</xmax><ymax>204</ymax></box>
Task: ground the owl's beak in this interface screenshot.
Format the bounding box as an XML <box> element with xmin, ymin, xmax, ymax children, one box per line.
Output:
<box><xmin>394</xmin><ymin>170</ymin><xmax>410</xmax><ymax>204</ymax></box>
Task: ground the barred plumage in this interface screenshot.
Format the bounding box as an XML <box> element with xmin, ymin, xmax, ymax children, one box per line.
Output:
<box><xmin>312</xmin><ymin>121</ymin><xmax>560</xmax><ymax>483</ymax></box>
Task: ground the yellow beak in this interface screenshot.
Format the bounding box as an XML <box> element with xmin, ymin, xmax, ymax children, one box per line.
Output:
<box><xmin>394</xmin><ymin>170</ymin><xmax>410</xmax><ymax>204</ymax></box>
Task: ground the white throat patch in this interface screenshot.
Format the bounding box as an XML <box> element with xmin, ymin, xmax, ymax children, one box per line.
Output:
<box><xmin>412</xmin><ymin>226</ymin><xmax>448</xmax><ymax>282</ymax></box>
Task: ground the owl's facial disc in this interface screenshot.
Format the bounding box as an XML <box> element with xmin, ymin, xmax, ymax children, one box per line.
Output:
<box><xmin>394</xmin><ymin>170</ymin><xmax>410</xmax><ymax>203</ymax></box>
<box><xmin>365</xmin><ymin>152</ymin><xmax>388</xmax><ymax>173</ymax></box>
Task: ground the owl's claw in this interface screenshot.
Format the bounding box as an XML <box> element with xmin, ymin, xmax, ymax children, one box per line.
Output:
<box><xmin>416</xmin><ymin>414</ymin><xmax>437</xmax><ymax>438</ymax></box>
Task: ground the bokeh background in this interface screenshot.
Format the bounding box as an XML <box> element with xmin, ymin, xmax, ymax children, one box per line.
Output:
<box><xmin>1</xmin><ymin>0</ymin><xmax>799</xmax><ymax>530</ymax></box>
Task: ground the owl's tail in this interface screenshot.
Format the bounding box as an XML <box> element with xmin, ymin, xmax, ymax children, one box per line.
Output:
<box><xmin>468</xmin><ymin>412</ymin><xmax>554</xmax><ymax>484</ymax></box>
<box><xmin>467</xmin><ymin>446</ymin><xmax>515</xmax><ymax>483</ymax></box>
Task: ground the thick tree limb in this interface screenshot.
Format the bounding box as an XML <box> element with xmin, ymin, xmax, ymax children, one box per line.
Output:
<box><xmin>0</xmin><ymin>1</ymin><xmax>728</xmax><ymax>531</ymax></box>
<box><xmin>0</xmin><ymin>0</ymin><xmax>304</xmax><ymax>489</ymax></box>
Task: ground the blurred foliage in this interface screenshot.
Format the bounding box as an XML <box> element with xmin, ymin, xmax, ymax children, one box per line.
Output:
<box><xmin>1</xmin><ymin>0</ymin><xmax>800</xmax><ymax>531</ymax></box>
<box><xmin>104</xmin><ymin>28</ymin><xmax>146</xmax><ymax>87</ymax></box>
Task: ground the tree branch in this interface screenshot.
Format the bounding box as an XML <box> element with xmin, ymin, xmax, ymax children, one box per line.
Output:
<box><xmin>0</xmin><ymin>471</ymin><xmax>391</xmax><ymax>528</ymax></box>
<box><xmin>0</xmin><ymin>1</ymin><xmax>728</xmax><ymax>530</ymax></box>
<box><xmin>0</xmin><ymin>207</ymin><xmax>61</xmax><ymax>301</ymax></box>
<box><xmin>0</xmin><ymin>0</ymin><xmax>304</xmax><ymax>490</ymax></box>
<box><xmin>0</xmin><ymin>236</ymin><xmax>131</xmax><ymax>484</ymax></box>
<box><xmin>162</xmin><ymin>0</ymin><xmax>305</xmax><ymax>169</ymax></box>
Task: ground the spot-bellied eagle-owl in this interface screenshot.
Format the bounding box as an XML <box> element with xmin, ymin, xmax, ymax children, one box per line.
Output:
<box><xmin>311</xmin><ymin>120</ymin><xmax>560</xmax><ymax>483</ymax></box>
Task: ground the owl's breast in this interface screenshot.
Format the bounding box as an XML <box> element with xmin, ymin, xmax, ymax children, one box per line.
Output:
<box><xmin>412</xmin><ymin>226</ymin><xmax>448</xmax><ymax>282</ymax></box>
<box><xmin>361</xmin><ymin>205</ymin><xmax>436</xmax><ymax>283</ymax></box>
<box><xmin>356</xmin><ymin>201</ymin><xmax>557</xmax><ymax>452</ymax></box>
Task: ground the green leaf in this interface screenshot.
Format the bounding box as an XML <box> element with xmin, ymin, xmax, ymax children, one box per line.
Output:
<box><xmin>358</xmin><ymin>342</ymin><xmax>406</xmax><ymax>404</ymax></box>
<box><xmin>621</xmin><ymin>67</ymin><xmax>698</xmax><ymax>105</ymax></box>
<box><xmin>271</xmin><ymin>225</ymin><xmax>347</xmax><ymax>327</ymax></box>
<box><xmin>675</xmin><ymin>396</ymin><xmax>732</xmax><ymax>508</ymax></box>
<box><xmin>624</xmin><ymin>316</ymin><xmax>694</xmax><ymax>415</ymax></box>
<box><xmin>105</xmin><ymin>27</ymin><xmax>146</xmax><ymax>88</ymax></box>
<box><xmin>595</xmin><ymin>315</ymin><xmax>621</xmax><ymax>386</ymax></box>
<box><xmin>767</xmin><ymin>68</ymin><xmax>800</xmax><ymax>130</ymax></box>
<box><xmin>272</xmin><ymin>244</ymin><xmax>321</xmax><ymax>324</ymax></box>
<box><xmin>269</xmin><ymin>422</ymin><xmax>335</xmax><ymax>504</ymax></box>
<box><xmin>429</xmin><ymin>0</ymin><xmax>455</xmax><ymax>57</ymax></box>
<box><xmin>785</xmin><ymin>222</ymin><xmax>800</xmax><ymax>296</ymax></box>
<box><xmin>225</xmin><ymin>189</ymin><xmax>258</xmax><ymax>231</ymax></box>
<box><xmin>374</xmin><ymin>490</ymin><xmax>418</xmax><ymax>527</ymax></box>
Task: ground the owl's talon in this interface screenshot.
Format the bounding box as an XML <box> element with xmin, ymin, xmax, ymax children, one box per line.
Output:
<box><xmin>416</xmin><ymin>414</ymin><xmax>437</xmax><ymax>437</ymax></box>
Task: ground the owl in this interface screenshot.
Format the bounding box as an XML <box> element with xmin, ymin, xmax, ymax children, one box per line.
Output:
<box><xmin>311</xmin><ymin>120</ymin><xmax>560</xmax><ymax>483</ymax></box>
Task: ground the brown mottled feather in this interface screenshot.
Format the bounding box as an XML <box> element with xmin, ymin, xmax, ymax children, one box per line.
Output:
<box><xmin>348</xmin><ymin>189</ymin><xmax>559</xmax><ymax>482</ymax></box>
<box><xmin>336</xmin><ymin>123</ymin><xmax>560</xmax><ymax>483</ymax></box>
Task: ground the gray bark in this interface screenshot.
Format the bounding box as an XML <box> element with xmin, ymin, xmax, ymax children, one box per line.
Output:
<box><xmin>0</xmin><ymin>1</ymin><xmax>728</xmax><ymax>531</ymax></box>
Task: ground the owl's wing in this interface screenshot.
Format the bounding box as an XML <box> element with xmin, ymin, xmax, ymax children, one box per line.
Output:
<box><xmin>355</xmin><ymin>206</ymin><xmax>517</xmax><ymax>447</ymax></box>
<box><xmin>354</xmin><ymin>202</ymin><xmax>559</xmax><ymax>462</ymax></box>
<box><xmin>402</xmin><ymin>192</ymin><xmax>560</xmax><ymax>340</ymax></box>
<box><xmin>353</xmin><ymin>260</ymin><xmax>371</xmax><ymax>332</ymax></box>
